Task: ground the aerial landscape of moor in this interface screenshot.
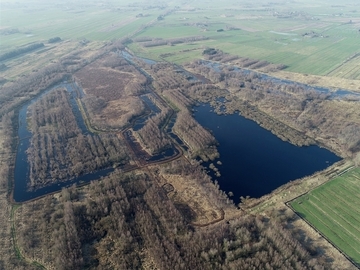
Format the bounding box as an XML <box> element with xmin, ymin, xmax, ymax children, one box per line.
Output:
<box><xmin>1</xmin><ymin>0</ymin><xmax>360</xmax><ymax>269</ymax></box>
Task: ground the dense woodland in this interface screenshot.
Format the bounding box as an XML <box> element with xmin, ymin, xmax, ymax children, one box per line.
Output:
<box><xmin>16</xmin><ymin>163</ymin><xmax>331</xmax><ymax>270</ymax></box>
<box><xmin>134</xmin><ymin>109</ymin><xmax>172</xmax><ymax>155</ymax></box>
<box><xmin>0</xmin><ymin>42</ymin><xmax>44</xmax><ymax>62</ymax></box>
<box><xmin>129</xmin><ymin>60</ymin><xmax>220</xmax><ymax>160</ymax></box>
<box><xmin>173</xmin><ymin>111</ymin><xmax>218</xmax><ymax>160</ymax></box>
<box><xmin>27</xmin><ymin>89</ymin><xmax>129</xmax><ymax>189</ymax></box>
<box><xmin>149</xmin><ymin>62</ymin><xmax>191</xmax><ymax>91</ymax></box>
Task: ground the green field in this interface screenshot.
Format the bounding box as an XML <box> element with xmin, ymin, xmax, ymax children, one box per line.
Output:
<box><xmin>2</xmin><ymin>0</ymin><xmax>360</xmax><ymax>78</ymax></box>
<box><xmin>290</xmin><ymin>167</ymin><xmax>360</xmax><ymax>266</ymax></box>
<box><xmin>129</xmin><ymin>1</ymin><xmax>360</xmax><ymax>77</ymax></box>
<box><xmin>0</xmin><ymin>0</ymin><xmax>161</xmax><ymax>49</ymax></box>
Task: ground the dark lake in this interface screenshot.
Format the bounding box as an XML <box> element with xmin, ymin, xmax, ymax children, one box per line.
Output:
<box><xmin>194</xmin><ymin>103</ymin><xmax>341</xmax><ymax>204</ymax></box>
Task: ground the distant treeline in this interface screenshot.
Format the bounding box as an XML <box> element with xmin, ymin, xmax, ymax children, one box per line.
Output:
<box><xmin>0</xmin><ymin>42</ymin><xmax>44</xmax><ymax>61</ymax></box>
<box><xmin>48</xmin><ymin>37</ymin><xmax>62</xmax><ymax>43</ymax></box>
<box><xmin>135</xmin><ymin>36</ymin><xmax>208</xmax><ymax>47</ymax></box>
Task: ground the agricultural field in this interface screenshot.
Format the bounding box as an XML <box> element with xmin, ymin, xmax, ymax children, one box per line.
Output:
<box><xmin>128</xmin><ymin>0</ymin><xmax>360</xmax><ymax>77</ymax></box>
<box><xmin>2</xmin><ymin>0</ymin><xmax>360</xmax><ymax>78</ymax></box>
<box><xmin>0</xmin><ymin>0</ymin><xmax>162</xmax><ymax>50</ymax></box>
<box><xmin>290</xmin><ymin>167</ymin><xmax>360</xmax><ymax>266</ymax></box>
<box><xmin>2</xmin><ymin>0</ymin><xmax>360</xmax><ymax>269</ymax></box>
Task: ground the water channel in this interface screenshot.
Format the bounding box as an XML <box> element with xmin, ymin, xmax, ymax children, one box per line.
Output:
<box><xmin>13</xmin><ymin>55</ymin><xmax>344</xmax><ymax>204</ymax></box>
<box><xmin>13</xmin><ymin>82</ymin><xmax>117</xmax><ymax>202</ymax></box>
<box><xmin>202</xmin><ymin>60</ymin><xmax>360</xmax><ymax>100</ymax></box>
<box><xmin>13</xmin><ymin>82</ymin><xmax>183</xmax><ymax>202</ymax></box>
<box><xmin>194</xmin><ymin>103</ymin><xmax>341</xmax><ymax>204</ymax></box>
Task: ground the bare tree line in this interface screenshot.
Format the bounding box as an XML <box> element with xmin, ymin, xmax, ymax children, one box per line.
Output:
<box><xmin>185</xmin><ymin>60</ymin><xmax>360</xmax><ymax>156</ymax></box>
<box><xmin>16</xmin><ymin>166</ymin><xmax>331</xmax><ymax>270</ymax></box>
<box><xmin>27</xmin><ymin>89</ymin><xmax>129</xmax><ymax>189</ymax></box>
<box><xmin>134</xmin><ymin>109</ymin><xmax>172</xmax><ymax>155</ymax></box>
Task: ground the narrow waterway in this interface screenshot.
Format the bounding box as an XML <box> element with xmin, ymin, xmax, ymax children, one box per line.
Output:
<box><xmin>13</xmin><ymin>82</ymin><xmax>184</xmax><ymax>202</ymax></box>
<box><xmin>194</xmin><ymin>103</ymin><xmax>341</xmax><ymax>204</ymax></box>
<box><xmin>12</xmin><ymin>82</ymin><xmax>114</xmax><ymax>202</ymax></box>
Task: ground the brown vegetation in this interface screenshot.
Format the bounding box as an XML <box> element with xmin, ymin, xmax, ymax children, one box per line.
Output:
<box><xmin>27</xmin><ymin>89</ymin><xmax>129</xmax><ymax>189</ymax></box>
<box><xmin>174</xmin><ymin>112</ymin><xmax>218</xmax><ymax>160</ymax></box>
<box><xmin>2</xmin><ymin>42</ymin><xmax>357</xmax><ymax>269</ymax></box>
<box><xmin>15</xmin><ymin>166</ymin><xmax>333</xmax><ymax>270</ymax></box>
<box><xmin>134</xmin><ymin>110</ymin><xmax>172</xmax><ymax>155</ymax></box>
<box><xmin>74</xmin><ymin>53</ymin><xmax>148</xmax><ymax>129</ymax></box>
<box><xmin>185</xmin><ymin>60</ymin><xmax>360</xmax><ymax>157</ymax></box>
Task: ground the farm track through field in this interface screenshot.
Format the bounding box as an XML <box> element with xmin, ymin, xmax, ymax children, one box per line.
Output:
<box><xmin>310</xmin><ymin>191</ymin><xmax>360</xmax><ymax>233</ymax></box>
<box><xmin>313</xmin><ymin>181</ymin><xmax>360</xmax><ymax>208</ymax></box>
<box><xmin>336</xmin><ymin>183</ymin><xmax>360</xmax><ymax>201</ymax></box>
<box><xmin>326</xmin><ymin>184</ymin><xmax>360</xmax><ymax>209</ymax></box>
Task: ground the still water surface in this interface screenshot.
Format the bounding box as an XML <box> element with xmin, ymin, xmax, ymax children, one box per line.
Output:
<box><xmin>194</xmin><ymin>103</ymin><xmax>341</xmax><ymax>204</ymax></box>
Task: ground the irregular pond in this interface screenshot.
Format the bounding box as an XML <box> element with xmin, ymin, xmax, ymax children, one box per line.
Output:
<box><xmin>194</xmin><ymin>103</ymin><xmax>341</xmax><ymax>205</ymax></box>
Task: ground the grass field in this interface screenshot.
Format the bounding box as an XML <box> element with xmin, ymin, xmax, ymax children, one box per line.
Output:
<box><xmin>2</xmin><ymin>0</ymin><xmax>360</xmax><ymax>78</ymax></box>
<box><xmin>0</xmin><ymin>1</ymin><xmax>161</xmax><ymax>50</ymax></box>
<box><xmin>129</xmin><ymin>1</ymin><xmax>360</xmax><ymax>77</ymax></box>
<box><xmin>290</xmin><ymin>167</ymin><xmax>360</xmax><ymax>266</ymax></box>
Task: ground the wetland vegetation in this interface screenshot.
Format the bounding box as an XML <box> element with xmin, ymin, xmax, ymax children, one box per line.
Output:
<box><xmin>1</xmin><ymin>0</ymin><xmax>360</xmax><ymax>269</ymax></box>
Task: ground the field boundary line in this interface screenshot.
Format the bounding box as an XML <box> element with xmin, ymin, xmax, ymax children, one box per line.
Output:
<box><xmin>286</xmin><ymin>166</ymin><xmax>360</xmax><ymax>269</ymax></box>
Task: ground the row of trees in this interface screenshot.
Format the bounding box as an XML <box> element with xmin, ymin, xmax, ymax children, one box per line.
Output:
<box><xmin>173</xmin><ymin>111</ymin><xmax>217</xmax><ymax>160</ymax></box>
<box><xmin>16</xmin><ymin>164</ymin><xmax>331</xmax><ymax>269</ymax></box>
<box><xmin>202</xmin><ymin>48</ymin><xmax>286</xmax><ymax>72</ymax></box>
<box><xmin>140</xmin><ymin>36</ymin><xmax>208</xmax><ymax>47</ymax></box>
<box><xmin>134</xmin><ymin>109</ymin><xmax>171</xmax><ymax>155</ymax></box>
<box><xmin>0</xmin><ymin>42</ymin><xmax>44</xmax><ymax>61</ymax></box>
<box><xmin>27</xmin><ymin>89</ymin><xmax>129</xmax><ymax>189</ymax></box>
<box><xmin>185</xmin><ymin>60</ymin><xmax>360</xmax><ymax>156</ymax></box>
